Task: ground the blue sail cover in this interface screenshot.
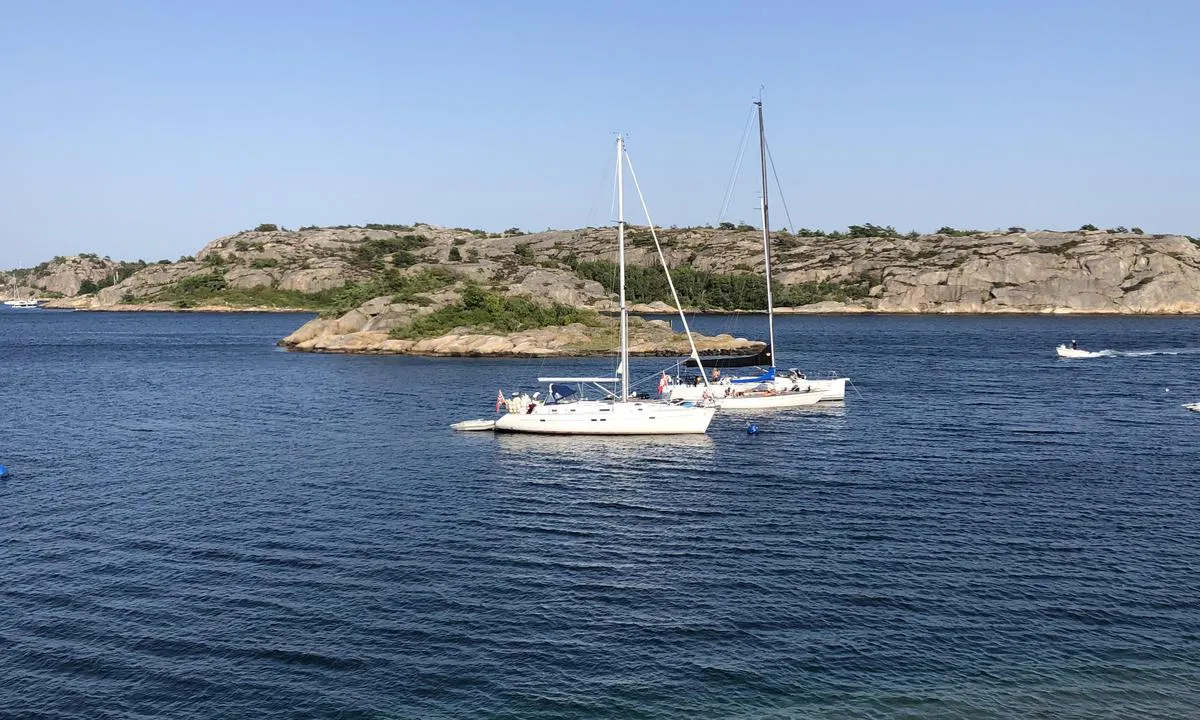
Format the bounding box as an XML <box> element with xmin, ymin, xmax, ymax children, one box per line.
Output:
<box><xmin>730</xmin><ymin>367</ymin><xmax>776</xmax><ymax>384</ymax></box>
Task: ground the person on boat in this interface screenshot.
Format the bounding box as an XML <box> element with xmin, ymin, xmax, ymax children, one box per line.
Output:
<box><xmin>1071</xmin><ymin>339</ymin><xmax>1078</xmax><ymax>350</ymax></box>
<box><xmin>711</xmin><ymin>368</ymin><xmax>721</xmax><ymax>382</ymax></box>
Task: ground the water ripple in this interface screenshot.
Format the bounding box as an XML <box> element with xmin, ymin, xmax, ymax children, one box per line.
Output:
<box><xmin>2</xmin><ymin>312</ymin><xmax>1200</xmax><ymax>719</ymax></box>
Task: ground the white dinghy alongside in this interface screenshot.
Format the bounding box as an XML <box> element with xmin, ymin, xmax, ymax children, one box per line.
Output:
<box><xmin>450</xmin><ymin>419</ymin><xmax>497</xmax><ymax>432</ymax></box>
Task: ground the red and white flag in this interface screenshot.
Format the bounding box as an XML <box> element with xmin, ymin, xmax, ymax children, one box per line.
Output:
<box><xmin>657</xmin><ymin>372</ymin><xmax>669</xmax><ymax>394</ymax></box>
<box><xmin>496</xmin><ymin>388</ymin><xmax>505</xmax><ymax>412</ymax></box>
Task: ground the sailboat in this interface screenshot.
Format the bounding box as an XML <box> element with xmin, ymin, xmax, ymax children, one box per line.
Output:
<box><xmin>489</xmin><ymin>136</ymin><xmax>716</xmax><ymax>435</ymax></box>
<box><xmin>4</xmin><ymin>279</ymin><xmax>40</xmax><ymax>308</ymax></box>
<box><xmin>663</xmin><ymin>99</ymin><xmax>848</xmax><ymax>409</ymax></box>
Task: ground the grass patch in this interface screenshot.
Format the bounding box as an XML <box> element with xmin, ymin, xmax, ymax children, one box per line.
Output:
<box><xmin>390</xmin><ymin>284</ymin><xmax>603</xmax><ymax>340</ymax></box>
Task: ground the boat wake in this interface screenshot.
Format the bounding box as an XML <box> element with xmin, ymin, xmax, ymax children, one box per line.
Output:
<box><xmin>1057</xmin><ymin>345</ymin><xmax>1200</xmax><ymax>359</ymax></box>
<box><xmin>1109</xmin><ymin>347</ymin><xmax>1200</xmax><ymax>357</ymax></box>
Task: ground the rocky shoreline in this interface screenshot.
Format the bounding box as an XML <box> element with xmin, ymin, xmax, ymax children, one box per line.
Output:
<box><xmin>8</xmin><ymin>224</ymin><xmax>1200</xmax><ymax>357</ymax></box>
<box><xmin>278</xmin><ymin>315</ymin><xmax>764</xmax><ymax>358</ymax></box>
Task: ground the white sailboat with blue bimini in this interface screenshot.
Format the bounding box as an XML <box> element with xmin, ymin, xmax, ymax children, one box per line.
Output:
<box><xmin>454</xmin><ymin>135</ymin><xmax>716</xmax><ymax>435</ymax></box>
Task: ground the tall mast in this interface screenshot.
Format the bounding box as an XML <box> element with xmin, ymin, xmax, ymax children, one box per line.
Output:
<box><xmin>756</xmin><ymin>100</ymin><xmax>776</xmax><ymax>369</ymax></box>
<box><xmin>617</xmin><ymin>135</ymin><xmax>629</xmax><ymax>401</ymax></box>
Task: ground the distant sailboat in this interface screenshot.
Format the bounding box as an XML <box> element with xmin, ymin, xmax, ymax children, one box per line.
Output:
<box><xmin>4</xmin><ymin>279</ymin><xmax>40</xmax><ymax>308</ymax></box>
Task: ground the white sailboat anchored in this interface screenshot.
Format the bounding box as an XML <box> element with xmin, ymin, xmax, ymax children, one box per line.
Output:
<box><xmin>664</xmin><ymin>99</ymin><xmax>848</xmax><ymax>409</ymax></box>
<box><xmin>4</xmin><ymin>278</ymin><xmax>40</xmax><ymax>308</ymax></box>
<box><xmin>479</xmin><ymin>136</ymin><xmax>716</xmax><ymax>435</ymax></box>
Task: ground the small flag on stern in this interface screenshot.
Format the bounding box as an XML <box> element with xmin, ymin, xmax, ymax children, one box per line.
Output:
<box><xmin>496</xmin><ymin>388</ymin><xmax>505</xmax><ymax>412</ymax></box>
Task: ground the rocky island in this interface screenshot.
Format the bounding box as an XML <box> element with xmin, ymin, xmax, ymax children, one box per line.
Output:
<box><xmin>5</xmin><ymin>222</ymin><xmax>1200</xmax><ymax>356</ymax></box>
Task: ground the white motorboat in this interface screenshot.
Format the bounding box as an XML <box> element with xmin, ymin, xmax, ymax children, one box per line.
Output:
<box><xmin>664</xmin><ymin>98</ymin><xmax>848</xmax><ymax>408</ymax></box>
<box><xmin>488</xmin><ymin>136</ymin><xmax>716</xmax><ymax>436</ymax></box>
<box><xmin>1183</xmin><ymin>402</ymin><xmax>1200</xmax><ymax>413</ymax></box>
<box><xmin>1056</xmin><ymin>344</ymin><xmax>1103</xmax><ymax>359</ymax></box>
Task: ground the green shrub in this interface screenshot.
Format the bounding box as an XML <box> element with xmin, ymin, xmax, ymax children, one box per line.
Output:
<box><xmin>448</xmin><ymin>246</ymin><xmax>462</xmax><ymax>261</ymax></box>
<box><xmin>848</xmin><ymin>223</ymin><xmax>900</xmax><ymax>239</ymax></box>
<box><xmin>364</xmin><ymin>223</ymin><xmax>414</xmax><ymax>231</ymax></box>
<box><xmin>571</xmin><ymin>260</ymin><xmax>870</xmax><ymax>310</ymax></box>
<box><xmin>353</xmin><ymin>235</ymin><xmax>429</xmax><ymax>268</ymax></box>
<box><xmin>514</xmin><ymin>243</ymin><xmax>535</xmax><ymax>261</ymax></box>
<box><xmin>1080</xmin><ymin>223</ymin><xmax>1098</xmax><ymax>231</ymax></box>
<box><xmin>254</xmin><ymin>223</ymin><xmax>279</xmax><ymax>232</ymax></box>
<box><xmin>250</xmin><ymin>258</ymin><xmax>279</xmax><ymax>268</ymax></box>
<box><xmin>390</xmin><ymin>284</ymin><xmax>602</xmax><ymax>340</ymax></box>
<box><xmin>936</xmin><ymin>226</ymin><xmax>981</xmax><ymax>237</ymax></box>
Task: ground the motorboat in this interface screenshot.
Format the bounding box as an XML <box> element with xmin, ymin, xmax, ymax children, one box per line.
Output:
<box><xmin>1056</xmin><ymin>344</ymin><xmax>1103</xmax><ymax>359</ymax></box>
<box><xmin>1183</xmin><ymin>402</ymin><xmax>1200</xmax><ymax>413</ymax></box>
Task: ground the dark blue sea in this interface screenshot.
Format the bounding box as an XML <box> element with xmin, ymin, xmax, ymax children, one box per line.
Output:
<box><xmin>2</xmin><ymin>309</ymin><xmax>1199</xmax><ymax>719</ymax></box>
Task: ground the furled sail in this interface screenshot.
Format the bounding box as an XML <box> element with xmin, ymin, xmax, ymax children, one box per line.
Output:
<box><xmin>684</xmin><ymin>346</ymin><xmax>772</xmax><ymax>369</ymax></box>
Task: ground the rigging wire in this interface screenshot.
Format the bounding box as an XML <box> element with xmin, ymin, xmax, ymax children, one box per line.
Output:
<box><xmin>622</xmin><ymin>145</ymin><xmax>711</xmax><ymax>388</ymax></box>
<box><xmin>584</xmin><ymin>144</ymin><xmax>618</xmax><ymax>230</ymax></box>
<box><xmin>764</xmin><ymin>137</ymin><xmax>797</xmax><ymax>235</ymax></box>
<box><xmin>717</xmin><ymin>106</ymin><xmax>758</xmax><ymax>225</ymax></box>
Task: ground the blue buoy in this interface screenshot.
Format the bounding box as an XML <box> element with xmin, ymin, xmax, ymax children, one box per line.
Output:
<box><xmin>0</xmin><ymin>465</ymin><xmax>9</xmax><ymax>479</ymax></box>
<box><xmin>747</xmin><ymin>423</ymin><xmax>759</xmax><ymax>435</ymax></box>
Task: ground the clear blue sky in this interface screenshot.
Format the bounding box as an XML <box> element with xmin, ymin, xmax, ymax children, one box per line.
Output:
<box><xmin>2</xmin><ymin>0</ymin><xmax>1197</xmax><ymax>267</ymax></box>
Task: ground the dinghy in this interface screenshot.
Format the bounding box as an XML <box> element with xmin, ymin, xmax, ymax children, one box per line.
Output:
<box><xmin>451</xmin><ymin>419</ymin><xmax>496</xmax><ymax>432</ymax></box>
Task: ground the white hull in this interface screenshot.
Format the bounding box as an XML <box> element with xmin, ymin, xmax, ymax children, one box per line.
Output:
<box><xmin>4</xmin><ymin>299</ymin><xmax>40</xmax><ymax>308</ymax></box>
<box><xmin>715</xmin><ymin>389</ymin><xmax>823</xmax><ymax>410</ymax></box>
<box><xmin>667</xmin><ymin>376</ymin><xmax>845</xmax><ymax>404</ymax></box>
<box><xmin>1184</xmin><ymin>403</ymin><xmax>1200</xmax><ymax>413</ymax></box>
<box><xmin>1056</xmin><ymin>344</ymin><xmax>1102</xmax><ymax>359</ymax></box>
<box><xmin>494</xmin><ymin>399</ymin><xmax>714</xmax><ymax>435</ymax></box>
